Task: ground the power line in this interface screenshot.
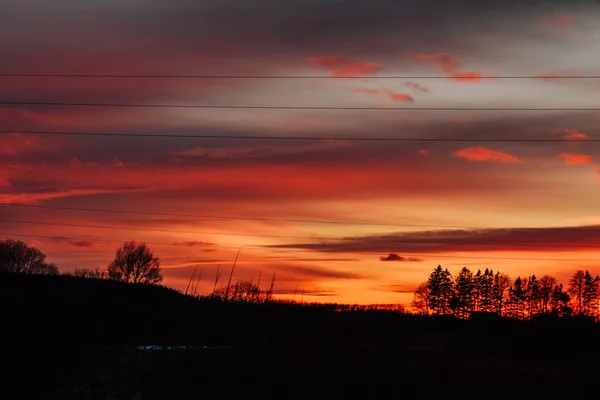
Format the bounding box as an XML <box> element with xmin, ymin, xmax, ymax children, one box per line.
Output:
<box><xmin>0</xmin><ymin>218</ymin><xmax>358</xmax><ymax>242</ymax></box>
<box><xmin>1</xmin><ymin>231</ymin><xmax>599</xmax><ymax>263</ymax></box>
<box><xmin>0</xmin><ymin>129</ymin><xmax>595</xmax><ymax>142</ymax></box>
<box><xmin>2</xmin><ymin>203</ymin><xmax>418</xmax><ymax>227</ymax></box>
<box><xmin>1</xmin><ymin>73</ymin><xmax>598</xmax><ymax>79</ymax></box>
<box><xmin>6</xmin><ymin>203</ymin><xmax>600</xmax><ymax>233</ymax></box>
<box><xmin>1</xmin><ymin>101</ymin><xmax>598</xmax><ymax>111</ymax></box>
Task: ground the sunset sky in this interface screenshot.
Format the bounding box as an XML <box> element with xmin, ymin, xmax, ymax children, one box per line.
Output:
<box><xmin>2</xmin><ymin>0</ymin><xmax>600</xmax><ymax>305</ymax></box>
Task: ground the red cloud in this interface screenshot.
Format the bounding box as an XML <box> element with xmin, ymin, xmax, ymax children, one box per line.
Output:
<box><xmin>384</xmin><ymin>90</ymin><xmax>414</xmax><ymax>102</ymax></box>
<box><xmin>556</xmin><ymin>153</ymin><xmax>594</xmax><ymax>165</ymax></box>
<box><xmin>557</xmin><ymin>128</ymin><xmax>589</xmax><ymax>141</ymax></box>
<box><xmin>0</xmin><ymin>132</ymin><xmax>40</xmax><ymax>156</ymax></box>
<box><xmin>419</xmin><ymin>149</ymin><xmax>429</xmax><ymax>157</ymax></box>
<box><xmin>307</xmin><ymin>56</ymin><xmax>382</xmax><ymax>77</ymax></box>
<box><xmin>354</xmin><ymin>87</ymin><xmax>413</xmax><ymax>102</ymax></box>
<box><xmin>412</xmin><ymin>53</ymin><xmax>495</xmax><ymax>83</ymax></box>
<box><xmin>453</xmin><ymin>147</ymin><xmax>522</xmax><ymax>163</ymax></box>
<box><xmin>449</xmin><ymin>71</ymin><xmax>499</xmax><ymax>83</ymax></box>
<box><xmin>542</xmin><ymin>15</ymin><xmax>573</xmax><ymax>28</ymax></box>
<box><xmin>403</xmin><ymin>81</ymin><xmax>430</xmax><ymax>93</ymax></box>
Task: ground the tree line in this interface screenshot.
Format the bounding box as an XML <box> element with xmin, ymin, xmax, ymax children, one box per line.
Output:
<box><xmin>0</xmin><ymin>239</ymin><xmax>276</xmax><ymax>303</ymax></box>
<box><xmin>0</xmin><ymin>239</ymin><xmax>162</xmax><ymax>284</ymax></box>
<box><xmin>413</xmin><ymin>265</ymin><xmax>600</xmax><ymax>320</ymax></box>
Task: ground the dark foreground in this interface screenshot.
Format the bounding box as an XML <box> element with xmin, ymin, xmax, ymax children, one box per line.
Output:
<box><xmin>2</xmin><ymin>273</ymin><xmax>599</xmax><ymax>399</ymax></box>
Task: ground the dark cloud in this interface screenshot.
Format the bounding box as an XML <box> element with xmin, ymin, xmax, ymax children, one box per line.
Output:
<box><xmin>273</xmin><ymin>288</ymin><xmax>336</xmax><ymax>297</ymax></box>
<box><xmin>379</xmin><ymin>253</ymin><xmax>422</xmax><ymax>262</ymax></box>
<box><xmin>381</xmin><ymin>284</ymin><xmax>418</xmax><ymax>294</ymax></box>
<box><xmin>267</xmin><ymin>225</ymin><xmax>600</xmax><ymax>254</ymax></box>
<box><xmin>171</xmin><ymin>241</ymin><xmax>217</xmax><ymax>247</ymax></box>
<box><xmin>265</xmin><ymin>257</ymin><xmax>359</xmax><ymax>262</ymax></box>
<box><xmin>284</xmin><ymin>265</ymin><xmax>363</xmax><ymax>280</ymax></box>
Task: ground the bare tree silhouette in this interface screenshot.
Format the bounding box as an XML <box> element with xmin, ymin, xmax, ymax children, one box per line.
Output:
<box><xmin>107</xmin><ymin>241</ymin><xmax>162</xmax><ymax>285</ymax></box>
<box><xmin>0</xmin><ymin>239</ymin><xmax>58</xmax><ymax>275</ymax></box>
<box><xmin>213</xmin><ymin>279</ymin><xmax>265</xmax><ymax>303</ymax></box>
<box><xmin>72</xmin><ymin>268</ymin><xmax>108</xmax><ymax>279</ymax></box>
<box><xmin>411</xmin><ymin>282</ymin><xmax>430</xmax><ymax>315</ymax></box>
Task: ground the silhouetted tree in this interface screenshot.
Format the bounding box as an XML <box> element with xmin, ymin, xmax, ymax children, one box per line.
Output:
<box><xmin>525</xmin><ymin>275</ymin><xmax>542</xmax><ymax>318</ymax></box>
<box><xmin>582</xmin><ymin>271</ymin><xmax>599</xmax><ymax>317</ymax></box>
<box><xmin>476</xmin><ymin>268</ymin><xmax>494</xmax><ymax>312</ymax></box>
<box><xmin>539</xmin><ymin>275</ymin><xmax>558</xmax><ymax>314</ymax></box>
<box><xmin>107</xmin><ymin>241</ymin><xmax>162</xmax><ymax>285</ymax></box>
<box><xmin>0</xmin><ymin>240</ymin><xmax>58</xmax><ymax>275</ymax></box>
<box><xmin>411</xmin><ymin>281</ymin><xmax>430</xmax><ymax>315</ymax></box>
<box><xmin>550</xmin><ymin>283</ymin><xmax>572</xmax><ymax>317</ymax></box>
<box><xmin>568</xmin><ymin>270</ymin><xmax>586</xmax><ymax>315</ymax></box>
<box><xmin>427</xmin><ymin>266</ymin><xmax>453</xmax><ymax>315</ymax></box>
<box><xmin>491</xmin><ymin>272</ymin><xmax>511</xmax><ymax>315</ymax></box>
<box><xmin>506</xmin><ymin>277</ymin><xmax>528</xmax><ymax>320</ymax></box>
<box><xmin>454</xmin><ymin>267</ymin><xmax>475</xmax><ymax>319</ymax></box>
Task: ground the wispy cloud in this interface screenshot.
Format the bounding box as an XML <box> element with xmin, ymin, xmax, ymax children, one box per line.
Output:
<box><xmin>412</xmin><ymin>53</ymin><xmax>496</xmax><ymax>83</ymax></box>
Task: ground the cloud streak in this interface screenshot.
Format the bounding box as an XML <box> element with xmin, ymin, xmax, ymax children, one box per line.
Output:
<box><xmin>453</xmin><ymin>147</ymin><xmax>522</xmax><ymax>164</ymax></box>
<box><xmin>307</xmin><ymin>56</ymin><xmax>382</xmax><ymax>77</ymax></box>
<box><xmin>267</xmin><ymin>225</ymin><xmax>600</xmax><ymax>254</ymax></box>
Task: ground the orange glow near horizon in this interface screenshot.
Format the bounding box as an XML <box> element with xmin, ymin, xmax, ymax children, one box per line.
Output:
<box><xmin>3</xmin><ymin>2</ymin><xmax>600</xmax><ymax>305</ymax></box>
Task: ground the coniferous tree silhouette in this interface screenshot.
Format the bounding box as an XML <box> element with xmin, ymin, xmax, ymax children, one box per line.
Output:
<box><xmin>568</xmin><ymin>270</ymin><xmax>586</xmax><ymax>315</ymax></box>
<box><xmin>454</xmin><ymin>267</ymin><xmax>475</xmax><ymax>319</ymax></box>
<box><xmin>582</xmin><ymin>271</ymin><xmax>600</xmax><ymax>317</ymax></box>
<box><xmin>427</xmin><ymin>265</ymin><xmax>454</xmax><ymax>315</ymax></box>
<box><xmin>492</xmin><ymin>272</ymin><xmax>511</xmax><ymax>315</ymax></box>
<box><xmin>507</xmin><ymin>277</ymin><xmax>528</xmax><ymax>320</ymax></box>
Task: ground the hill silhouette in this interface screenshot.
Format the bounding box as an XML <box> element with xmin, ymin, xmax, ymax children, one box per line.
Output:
<box><xmin>3</xmin><ymin>272</ymin><xmax>600</xmax><ymax>399</ymax></box>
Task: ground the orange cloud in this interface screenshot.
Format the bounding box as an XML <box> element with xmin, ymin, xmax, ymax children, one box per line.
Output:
<box><xmin>558</xmin><ymin>128</ymin><xmax>589</xmax><ymax>141</ymax></box>
<box><xmin>556</xmin><ymin>153</ymin><xmax>594</xmax><ymax>165</ymax></box>
<box><xmin>542</xmin><ymin>15</ymin><xmax>573</xmax><ymax>28</ymax></box>
<box><xmin>412</xmin><ymin>53</ymin><xmax>495</xmax><ymax>83</ymax></box>
<box><xmin>450</xmin><ymin>71</ymin><xmax>499</xmax><ymax>83</ymax></box>
<box><xmin>453</xmin><ymin>147</ymin><xmax>522</xmax><ymax>163</ymax></box>
<box><xmin>307</xmin><ymin>56</ymin><xmax>382</xmax><ymax>77</ymax></box>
